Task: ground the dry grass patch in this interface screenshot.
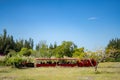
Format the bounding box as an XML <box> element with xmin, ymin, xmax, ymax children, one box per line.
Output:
<box><xmin>0</xmin><ymin>62</ymin><xmax>120</xmax><ymax>80</ymax></box>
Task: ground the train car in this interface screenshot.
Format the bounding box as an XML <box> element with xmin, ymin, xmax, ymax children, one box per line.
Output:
<box><xmin>34</xmin><ymin>58</ymin><xmax>97</xmax><ymax>67</ymax></box>
<box><xmin>77</xmin><ymin>59</ymin><xmax>97</xmax><ymax>67</ymax></box>
<box><xmin>35</xmin><ymin>58</ymin><xmax>77</xmax><ymax>67</ymax></box>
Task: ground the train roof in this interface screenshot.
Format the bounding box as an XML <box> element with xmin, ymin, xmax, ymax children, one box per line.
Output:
<box><xmin>35</xmin><ymin>58</ymin><xmax>78</xmax><ymax>60</ymax></box>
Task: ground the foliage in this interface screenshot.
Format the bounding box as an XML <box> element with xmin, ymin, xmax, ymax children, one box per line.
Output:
<box><xmin>5</xmin><ymin>54</ymin><xmax>26</xmax><ymax>68</ymax></box>
<box><xmin>106</xmin><ymin>38</ymin><xmax>120</xmax><ymax>62</ymax></box>
<box><xmin>19</xmin><ymin>48</ymin><xmax>33</xmax><ymax>56</ymax></box>
<box><xmin>87</xmin><ymin>49</ymin><xmax>105</xmax><ymax>62</ymax></box>
<box><xmin>35</xmin><ymin>41</ymin><xmax>77</xmax><ymax>58</ymax></box>
<box><xmin>86</xmin><ymin>49</ymin><xmax>106</xmax><ymax>71</ymax></box>
<box><xmin>15</xmin><ymin>38</ymin><xmax>34</xmax><ymax>52</ymax></box>
<box><xmin>72</xmin><ymin>47</ymin><xmax>85</xmax><ymax>59</ymax></box>
<box><xmin>48</xmin><ymin>42</ymin><xmax>57</xmax><ymax>57</ymax></box>
<box><xmin>35</xmin><ymin>41</ymin><xmax>51</xmax><ymax>58</ymax></box>
<box><xmin>26</xmin><ymin>56</ymin><xmax>35</xmax><ymax>63</ymax></box>
<box><xmin>0</xmin><ymin>56</ymin><xmax>6</xmax><ymax>66</ymax></box>
<box><xmin>0</xmin><ymin>29</ymin><xmax>15</xmax><ymax>55</ymax></box>
<box><xmin>53</xmin><ymin>41</ymin><xmax>77</xmax><ymax>58</ymax></box>
<box><xmin>4</xmin><ymin>49</ymin><xmax>35</xmax><ymax>68</ymax></box>
<box><xmin>0</xmin><ymin>29</ymin><xmax>120</xmax><ymax>63</ymax></box>
<box><xmin>0</xmin><ymin>29</ymin><xmax>34</xmax><ymax>55</ymax></box>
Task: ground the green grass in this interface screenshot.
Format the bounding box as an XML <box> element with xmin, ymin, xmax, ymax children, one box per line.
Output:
<box><xmin>0</xmin><ymin>62</ymin><xmax>120</xmax><ymax>80</ymax></box>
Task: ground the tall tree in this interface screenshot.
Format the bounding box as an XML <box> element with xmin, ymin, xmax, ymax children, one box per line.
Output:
<box><xmin>53</xmin><ymin>42</ymin><xmax>57</xmax><ymax>49</ymax></box>
<box><xmin>0</xmin><ymin>29</ymin><xmax>15</xmax><ymax>55</ymax></box>
<box><xmin>54</xmin><ymin>41</ymin><xmax>77</xmax><ymax>58</ymax></box>
<box><xmin>106</xmin><ymin>38</ymin><xmax>120</xmax><ymax>61</ymax></box>
<box><xmin>49</xmin><ymin>43</ymin><xmax>54</xmax><ymax>49</ymax></box>
<box><xmin>72</xmin><ymin>47</ymin><xmax>85</xmax><ymax>59</ymax></box>
<box><xmin>35</xmin><ymin>41</ymin><xmax>50</xmax><ymax>58</ymax></box>
<box><xmin>15</xmin><ymin>39</ymin><xmax>24</xmax><ymax>52</ymax></box>
<box><xmin>0</xmin><ymin>29</ymin><xmax>34</xmax><ymax>55</ymax></box>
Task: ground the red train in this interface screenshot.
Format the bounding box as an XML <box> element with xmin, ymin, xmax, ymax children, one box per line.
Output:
<box><xmin>34</xmin><ymin>58</ymin><xmax>97</xmax><ymax>67</ymax></box>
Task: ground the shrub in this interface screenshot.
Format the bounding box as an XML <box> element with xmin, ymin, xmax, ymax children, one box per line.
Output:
<box><xmin>4</xmin><ymin>49</ymin><xmax>35</xmax><ymax>68</ymax></box>
<box><xmin>19</xmin><ymin>48</ymin><xmax>33</xmax><ymax>56</ymax></box>
<box><xmin>5</xmin><ymin>55</ymin><xmax>27</xmax><ymax>68</ymax></box>
<box><xmin>0</xmin><ymin>56</ymin><xmax>6</xmax><ymax>66</ymax></box>
<box><xmin>105</xmin><ymin>57</ymin><xmax>115</xmax><ymax>62</ymax></box>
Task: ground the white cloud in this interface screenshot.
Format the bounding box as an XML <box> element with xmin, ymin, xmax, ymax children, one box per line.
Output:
<box><xmin>88</xmin><ymin>17</ymin><xmax>97</xmax><ymax>20</ymax></box>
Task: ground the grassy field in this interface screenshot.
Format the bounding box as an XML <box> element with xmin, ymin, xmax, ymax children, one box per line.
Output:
<box><xmin>0</xmin><ymin>62</ymin><xmax>120</xmax><ymax>80</ymax></box>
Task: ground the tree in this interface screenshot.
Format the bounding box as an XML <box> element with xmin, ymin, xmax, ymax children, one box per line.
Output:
<box><xmin>53</xmin><ymin>42</ymin><xmax>57</xmax><ymax>49</ymax></box>
<box><xmin>0</xmin><ymin>29</ymin><xmax>15</xmax><ymax>55</ymax></box>
<box><xmin>48</xmin><ymin>43</ymin><xmax>55</xmax><ymax>57</ymax></box>
<box><xmin>24</xmin><ymin>38</ymin><xmax>34</xmax><ymax>49</ymax></box>
<box><xmin>35</xmin><ymin>41</ymin><xmax>50</xmax><ymax>58</ymax></box>
<box><xmin>0</xmin><ymin>29</ymin><xmax>34</xmax><ymax>55</ymax></box>
<box><xmin>86</xmin><ymin>49</ymin><xmax>106</xmax><ymax>72</ymax></box>
<box><xmin>0</xmin><ymin>29</ymin><xmax>8</xmax><ymax>54</ymax></box>
<box><xmin>72</xmin><ymin>47</ymin><xmax>85</xmax><ymax>59</ymax></box>
<box><xmin>106</xmin><ymin>38</ymin><xmax>120</xmax><ymax>61</ymax></box>
<box><xmin>53</xmin><ymin>41</ymin><xmax>77</xmax><ymax>58</ymax></box>
<box><xmin>15</xmin><ymin>39</ymin><xmax>24</xmax><ymax>52</ymax></box>
<box><xmin>49</xmin><ymin>43</ymin><xmax>54</xmax><ymax>49</ymax></box>
<box><xmin>19</xmin><ymin>48</ymin><xmax>33</xmax><ymax>56</ymax></box>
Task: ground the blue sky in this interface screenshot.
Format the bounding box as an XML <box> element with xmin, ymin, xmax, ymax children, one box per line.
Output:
<box><xmin>0</xmin><ymin>0</ymin><xmax>120</xmax><ymax>50</ymax></box>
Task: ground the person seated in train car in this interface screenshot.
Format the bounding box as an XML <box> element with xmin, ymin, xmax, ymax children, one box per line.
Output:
<box><xmin>53</xmin><ymin>61</ymin><xmax>56</xmax><ymax>64</ymax></box>
<box><xmin>57</xmin><ymin>61</ymin><xmax>59</xmax><ymax>64</ymax></box>
<box><xmin>67</xmin><ymin>61</ymin><xmax>70</xmax><ymax>64</ymax></box>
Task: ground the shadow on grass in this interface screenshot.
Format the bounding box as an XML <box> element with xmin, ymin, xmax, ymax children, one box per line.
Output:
<box><xmin>94</xmin><ymin>70</ymin><xmax>120</xmax><ymax>74</ymax></box>
<box><xmin>0</xmin><ymin>70</ymin><xmax>10</xmax><ymax>73</ymax></box>
<box><xmin>0</xmin><ymin>76</ymin><xmax>16</xmax><ymax>80</ymax></box>
<box><xmin>0</xmin><ymin>66</ymin><xmax>12</xmax><ymax>73</ymax></box>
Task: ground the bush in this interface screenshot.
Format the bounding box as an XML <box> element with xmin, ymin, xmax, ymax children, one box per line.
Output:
<box><xmin>26</xmin><ymin>63</ymin><xmax>34</xmax><ymax>67</ymax></box>
<box><xmin>105</xmin><ymin>57</ymin><xmax>115</xmax><ymax>62</ymax></box>
<box><xmin>0</xmin><ymin>56</ymin><xmax>6</xmax><ymax>66</ymax></box>
<box><xmin>4</xmin><ymin>49</ymin><xmax>36</xmax><ymax>68</ymax></box>
<box><xmin>115</xmin><ymin>58</ymin><xmax>120</xmax><ymax>62</ymax></box>
<box><xmin>26</xmin><ymin>56</ymin><xmax>34</xmax><ymax>63</ymax></box>
<box><xmin>19</xmin><ymin>48</ymin><xmax>33</xmax><ymax>56</ymax></box>
<box><xmin>5</xmin><ymin>55</ymin><xmax>27</xmax><ymax>68</ymax></box>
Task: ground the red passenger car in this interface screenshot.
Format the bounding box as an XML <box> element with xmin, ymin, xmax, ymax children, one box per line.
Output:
<box><xmin>35</xmin><ymin>58</ymin><xmax>97</xmax><ymax>67</ymax></box>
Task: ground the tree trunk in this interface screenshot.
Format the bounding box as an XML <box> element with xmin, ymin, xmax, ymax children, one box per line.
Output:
<box><xmin>95</xmin><ymin>62</ymin><xmax>99</xmax><ymax>72</ymax></box>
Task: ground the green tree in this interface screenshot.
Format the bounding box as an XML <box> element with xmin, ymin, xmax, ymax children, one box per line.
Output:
<box><xmin>36</xmin><ymin>41</ymin><xmax>50</xmax><ymax>58</ymax></box>
<box><xmin>49</xmin><ymin>43</ymin><xmax>54</xmax><ymax>49</ymax></box>
<box><xmin>54</xmin><ymin>41</ymin><xmax>77</xmax><ymax>58</ymax></box>
<box><xmin>53</xmin><ymin>42</ymin><xmax>57</xmax><ymax>49</ymax></box>
<box><xmin>0</xmin><ymin>29</ymin><xmax>34</xmax><ymax>55</ymax></box>
<box><xmin>72</xmin><ymin>47</ymin><xmax>85</xmax><ymax>59</ymax></box>
<box><xmin>0</xmin><ymin>29</ymin><xmax>15</xmax><ymax>55</ymax></box>
<box><xmin>19</xmin><ymin>48</ymin><xmax>33</xmax><ymax>56</ymax></box>
<box><xmin>106</xmin><ymin>38</ymin><xmax>120</xmax><ymax>61</ymax></box>
<box><xmin>24</xmin><ymin>38</ymin><xmax>34</xmax><ymax>49</ymax></box>
<box><xmin>15</xmin><ymin>39</ymin><xmax>24</xmax><ymax>52</ymax></box>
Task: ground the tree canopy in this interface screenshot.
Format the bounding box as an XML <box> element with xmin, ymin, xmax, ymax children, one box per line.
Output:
<box><xmin>106</xmin><ymin>38</ymin><xmax>120</xmax><ymax>61</ymax></box>
<box><xmin>0</xmin><ymin>29</ymin><xmax>33</xmax><ymax>55</ymax></box>
<box><xmin>0</xmin><ymin>29</ymin><xmax>120</xmax><ymax>62</ymax></box>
